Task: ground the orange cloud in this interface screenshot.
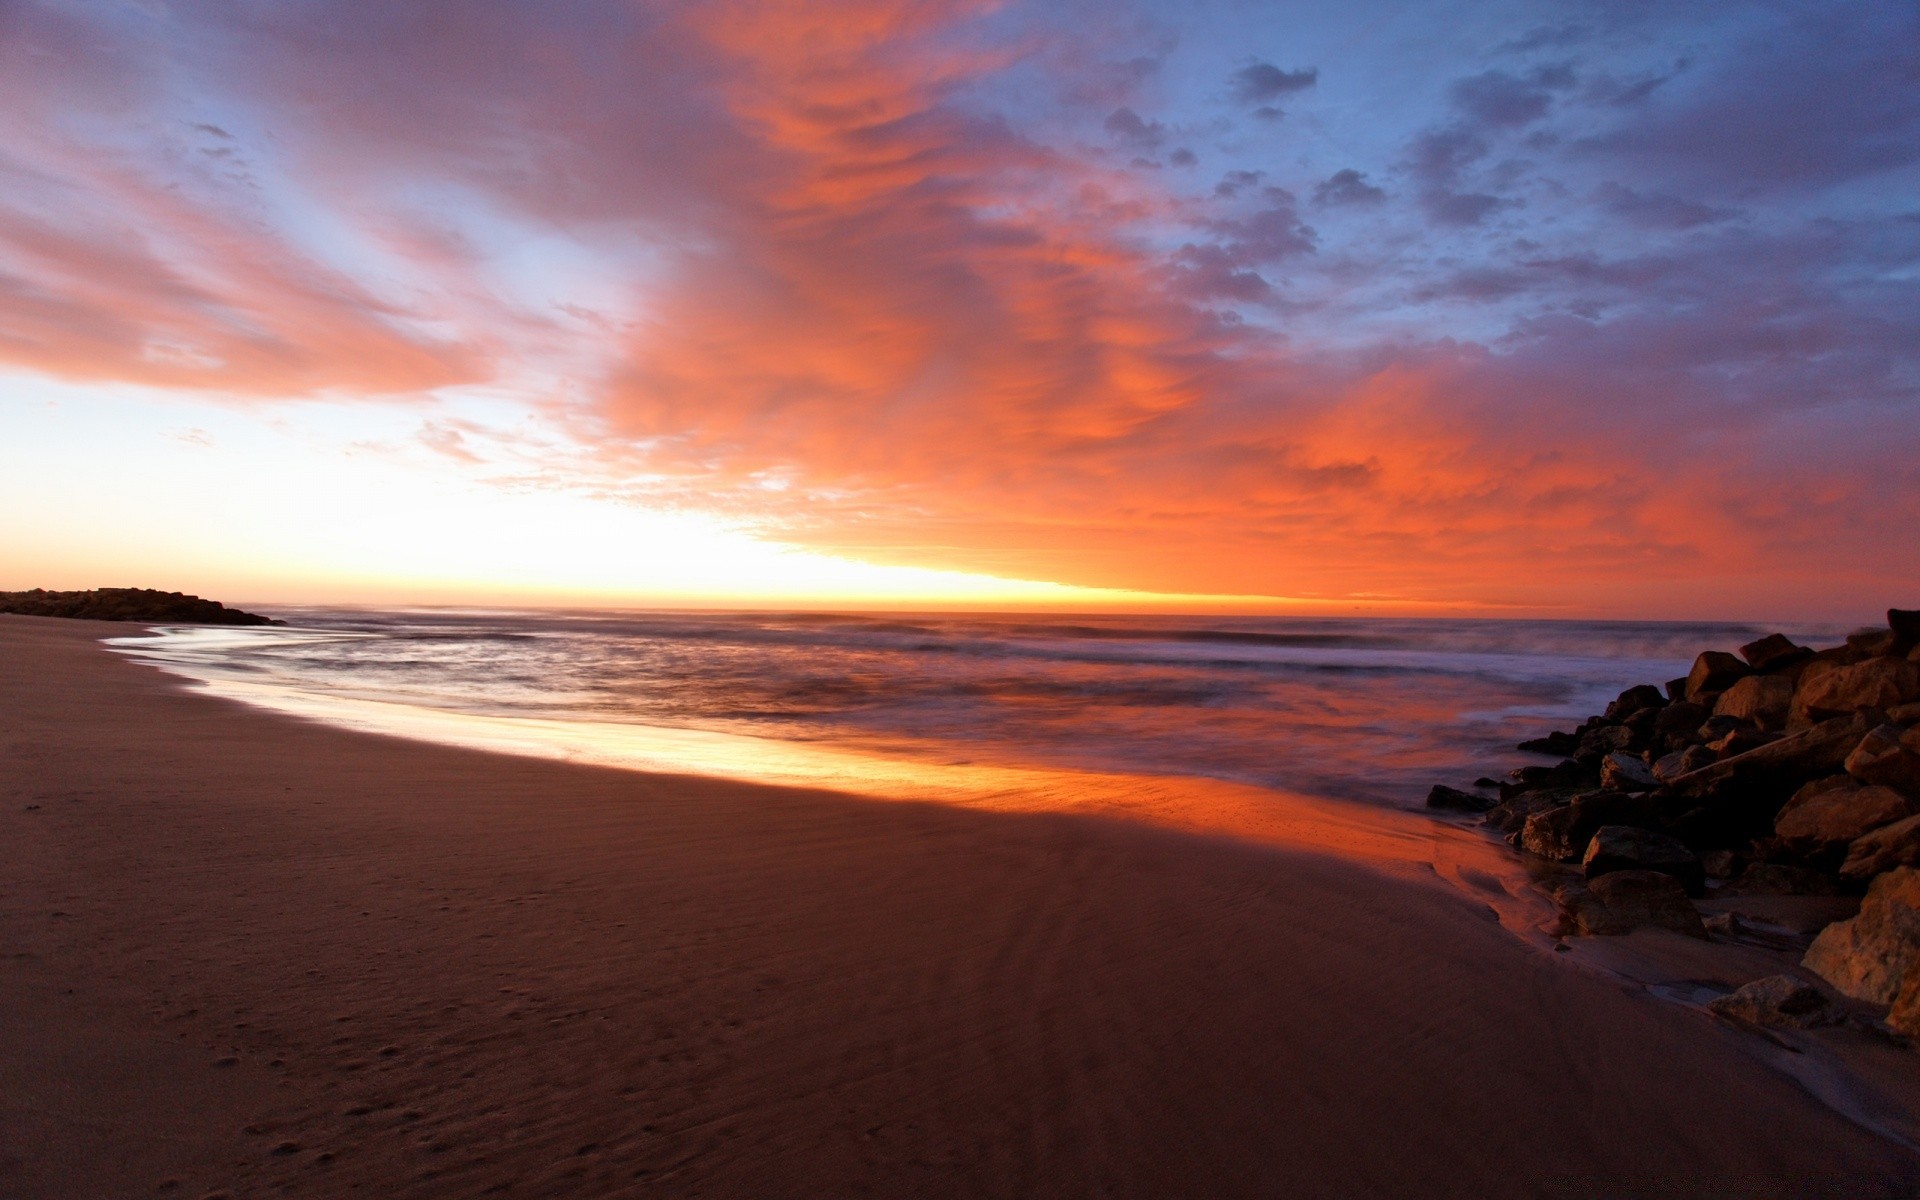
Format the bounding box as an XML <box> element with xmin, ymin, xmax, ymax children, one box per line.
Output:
<box><xmin>0</xmin><ymin>0</ymin><xmax>1913</xmax><ymax>616</ymax></box>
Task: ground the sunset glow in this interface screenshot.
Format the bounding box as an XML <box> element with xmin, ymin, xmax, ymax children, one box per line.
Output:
<box><xmin>2</xmin><ymin>1</ymin><xmax>1915</xmax><ymax>617</ymax></box>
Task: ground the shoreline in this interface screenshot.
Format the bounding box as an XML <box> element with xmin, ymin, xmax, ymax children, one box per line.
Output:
<box><xmin>5</xmin><ymin>614</ymin><xmax>1919</xmax><ymax>1197</ymax></box>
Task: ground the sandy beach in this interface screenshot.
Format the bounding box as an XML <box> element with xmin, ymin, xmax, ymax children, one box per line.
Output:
<box><xmin>4</xmin><ymin>616</ymin><xmax>1918</xmax><ymax>1199</ymax></box>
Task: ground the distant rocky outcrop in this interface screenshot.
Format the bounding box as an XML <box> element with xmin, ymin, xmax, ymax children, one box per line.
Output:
<box><xmin>1431</xmin><ymin>608</ymin><xmax>1920</xmax><ymax>1041</ymax></box>
<box><xmin>0</xmin><ymin>588</ymin><xmax>278</xmax><ymax>626</ymax></box>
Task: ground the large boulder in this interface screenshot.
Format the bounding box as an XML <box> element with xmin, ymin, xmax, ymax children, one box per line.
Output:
<box><xmin>1668</xmin><ymin>712</ymin><xmax>1874</xmax><ymax>801</ymax></box>
<box><xmin>1576</xmin><ymin>724</ymin><xmax>1636</xmax><ymax>762</ymax></box>
<box><xmin>1707</xmin><ymin>975</ymin><xmax>1835</xmax><ymax>1029</ymax></box>
<box><xmin>1605</xmin><ymin>684</ymin><xmax>1667</xmax><ymax>722</ymax></box>
<box><xmin>1740</xmin><ymin>633</ymin><xmax>1813</xmax><ymax>673</ymax></box>
<box><xmin>1517</xmin><ymin>730</ymin><xmax>1579</xmax><ymax>756</ymax></box>
<box><xmin>1426</xmin><ymin>784</ymin><xmax>1495</xmax><ymax>813</ymax></box>
<box><xmin>1723</xmin><ymin>862</ymin><xmax>1839</xmax><ymax>896</ymax></box>
<box><xmin>1713</xmin><ymin>675</ymin><xmax>1794</xmax><ymax>731</ymax></box>
<box><xmin>1794</xmin><ymin>657</ymin><xmax>1919</xmax><ymax>723</ymax></box>
<box><xmin>1652</xmin><ymin>700</ymin><xmax>1711</xmax><ymax>739</ymax></box>
<box><xmin>1803</xmin><ymin>867</ymin><xmax>1920</xmax><ymax>1004</ymax></box>
<box><xmin>1890</xmin><ymin>608</ymin><xmax>1920</xmax><ymax>648</ymax></box>
<box><xmin>1686</xmin><ymin>651</ymin><xmax>1751</xmax><ymax>703</ymax></box>
<box><xmin>1516</xmin><ymin>791</ymin><xmax>1657</xmax><ymax>863</ymax></box>
<box><xmin>1560</xmin><ymin>870</ymin><xmax>1705</xmax><ymax>938</ymax></box>
<box><xmin>1842</xmin><ymin>814</ymin><xmax>1920</xmax><ymax>881</ymax></box>
<box><xmin>1652</xmin><ymin>744</ymin><xmax>1715</xmax><ymax>784</ymax></box>
<box><xmin>1845</xmin><ymin>723</ymin><xmax>1920</xmax><ymax>795</ymax></box>
<box><xmin>1583</xmin><ymin>825</ymin><xmax>1704</xmax><ymax>894</ymax></box>
<box><xmin>1773</xmin><ymin>776</ymin><xmax>1916</xmax><ymax>859</ymax></box>
<box><xmin>1599</xmin><ymin>752</ymin><xmax>1656</xmax><ymax>792</ymax></box>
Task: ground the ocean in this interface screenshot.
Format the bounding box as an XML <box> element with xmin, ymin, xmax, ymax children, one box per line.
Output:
<box><xmin>104</xmin><ymin>609</ymin><xmax>1853</xmax><ymax>811</ymax></box>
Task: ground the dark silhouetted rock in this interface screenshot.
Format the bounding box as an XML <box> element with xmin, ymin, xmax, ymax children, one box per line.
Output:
<box><xmin>1504</xmin><ymin>761</ymin><xmax>1594</xmax><ymax>795</ymax></box>
<box><xmin>1686</xmin><ymin>651</ymin><xmax>1751</xmax><ymax>703</ymax></box>
<box><xmin>1713</xmin><ymin>675</ymin><xmax>1794</xmax><ymax>731</ymax></box>
<box><xmin>1426</xmin><ymin>784</ymin><xmax>1494</xmax><ymax>813</ymax></box>
<box><xmin>1700</xmin><ymin>849</ymin><xmax>1743</xmax><ymax>880</ymax></box>
<box><xmin>1846</xmin><ymin>723</ymin><xmax>1920</xmax><ymax>796</ymax></box>
<box><xmin>1653</xmin><ymin>745</ymin><xmax>1715</xmax><ymax>785</ymax></box>
<box><xmin>1517</xmin><ymin>730</ymin><xmax>1578</xmax><ymax>756</ymax></box>
<box><xmin>0</xmin><ymin>588</ymin><xmax>277</xmax><ymax>626</ymax></box>
<box><xmin>1576</xmin><ymin>724</ymin><xmax>1635</xmax><ymax>762</ymax></box>
<box><xmin>1664</xmin><ymin>676</ymin><xmax>1690</xmax><ymax>702</ymax></box>
<box><xmin>1740</xmin><ymin>633</ymin><xmax>1813</xmax><ymax>673</ymax></box>
<box><xmin>1804</xmin><ymin>867</ymin><xmax>1920</xmax><ymax>1004</ymax></box>
<box><xmin>1775</xmin><ymin>776</ymin><xmax>1916</xmax><ymax>858</ymax></box>
<box><xmin>1725</xmin><ymin>863</ymin><xmax>1840</xmax><ymax>896</ymax></box>
<box><xmin>1517</xmin><ymin>791</ymin><xmax>1656</xmax><ymax>864</ymax></box>
<box><xmin>1891</xmin><ymin>608</ymin><xmax>1920</xmax><ymax>643</ymax></box>
<box><xmin>1605</xmin><ymin>684</ymin><xmax>1667</xmax><ymax>722</ymax></box>
<box><xmin>1653</xmin><ymin>701</ymin><xmax>1711</xmax><ymax>738</ymax></box>
<box><xmin>1583</xmin><ymin>825</ymin><xmax>1704</xmax><ymax>894</ymax></box>
<box><xmin>1842</xmin><ymin>815</ymin><xmax>1920</xmax><ymax>881</ymax></box>
<box><xmin>1560</xmin><ymin>870</ymin><xmax>1704</xmax><ymax>938</ymax></box>
<box><xmin>1599</xmin><ymin>752</ymin><xmax>1655</xmax><ymax>792</ymax></box>
<box><xmin>1707</xmin><ymin>975</ymin><xmax>1834</xmax><ymax>1028</ymax></box>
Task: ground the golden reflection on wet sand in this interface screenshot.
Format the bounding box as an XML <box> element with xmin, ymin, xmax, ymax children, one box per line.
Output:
<box><xmin>129</xmin><ymin>665</ymin><xmax>1556</xmax><ymax>940</ymax></box>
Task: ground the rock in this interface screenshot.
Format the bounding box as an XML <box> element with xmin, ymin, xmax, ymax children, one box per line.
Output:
<box><xmin>1795</xmin><ymin>657</ymin><xmax>1919</xmax><ymax>723</ymax></box>
<box><xmin>1703</xmin><ymin>911</ymin><xmax>1747</xmax><ymax>937</ymax></box>
<box><xmin>1803</xmin><ymin>866</ymin><xmax>1920</xmax><ymax>1004</ymax></box>
<box><xmin>1504</xmin><ymin>760</ymin><xmax>1594</xmax><ymax>795</ymax></box>
<box><xmin>1891</xmin><ymin>608</ymin><xmax>1920</xmax><ymax>643</ymax></box>
<box><xmin>1664</xmin><ymin>676</ymin><xmax>1691</xmax><ymax>702</ymax></box>
<box><xmin>1605</xmin><ymin>684</ymin><xmax>1667</xmax><ymax>722</ymax></box>
<box><xmin>1774</xmin><ymin>776</ymin><xmax>1916</xmax><ymax>858</ymax></box>
<box><xmin>0</xmin><ymin>587</ymin><xmax>278</xmax><ymax>626</ymax></box>
<box><xmin>1697</xmin><ymin>714</ymin><xmax>1754</xmax><ymax>742</ymax></box>
<box><xmin>1841</xmin><ymin>814</ymin><xmax>1920</xmax><ymax>881</ymax></box>
<box><xmin>1724</xmin><ymin>862</ymin><xmax>1840</xmax><ymax>896</ymax></box>
<box><xmin>1686</xmin><ymin>651</ymin><xmax>1752</xmax><ymax>703</ymax></box>
<box><xmin>1599</xmin><ymin>752</ymin><xmax>1655</xmax><ymax>792</ymax></box>
<box><xmin>1845</xmin><ymin>723</ymin><xmax>1920</xmax><ymax>795</ymax></box>
<box><xmin>1849</xmin><ymin>628</ymin><xmax>1901</xmax><ymax>658</ymax></box>
<box><xmin>1652</xmin><ymin>701</ymin><xmax>1711</xmax><ymax>739</ymax></box>
<box><xmin>1482</xmin><ymin>788</ymin><xmax>1573</xmax><ymax>835</ymax></box>
<box><xmin>1741</xmin><ymin>633</ymin><xmax>1814</xmax><ymax>673</ymax></box>
<box><xmin>1653</xmin><ymin>745</ymin><xmax>1715</xmax><ymax>784</ymax></box>
<box><xmin>1560</xmin><ymin>870</ymin><xmax>1705</xmax><ymax>938</ymax></box>
<box><xmin>1426</xmin><ymin>784</ymin><xmax>1495</xmax><ymax>813</ymax></box>
<box><xmin>1517</xmin><ymin>791</ymin><xmax>1656</xmax><ymax>863</ymax></box>
<box><xmin>1701</xmin><ymin>849</ymin><xmax>1743</xmax><ymax>880</ymax></box>
<box><xmin>1576</xmin><ymin>724</ymin><xmax>1635</xmax><ymax>762</ymax></box>
<box><xmin>1520</xmin><ymin>806</ymin><xmax>1579</xmax><ymax>861</ymax></box>
<box><xmin>1887</xmin><ymin>962</ymin><xmax>1920</xmax><ymax>1037</ymax></box>
<box><xmin>1888</xmin><ymin>701</ymin><xmax>1920</xmax><ymax>726</ymax></box>
<box><xmin>1669</xmin><ymin>713</ymin><xmax>1874</xmax><ymax>801</ymax></box>
<box><xmin>1516</xmin><ymin>730</ymin><xmax>1578</xmax><ymax>756</ymax></box>
<box><xmin>1705</xmin><ymin>728</ymin><xmax>1775</xmax><ymax>759</ymax></box>
<box><xmin>1713</xmin><ymin>675</ymin><xmax>1795</xmax><ymax>731</ymax></box>
<box><xmin>1583</xmin><ymin>825</ymin><xmax>1704</xmax><ymax>894</ymax></box>
<box><xmin>1707</xmin><ymin>975</ymin><xmax>1834</xmax><ymax>1028</ymax></box>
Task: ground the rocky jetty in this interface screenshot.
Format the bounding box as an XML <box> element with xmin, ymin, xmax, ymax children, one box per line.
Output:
<box><xmin>1430</xmin><ymin>607</ymin><xmax>1920</xmax><ymax>1038</ymax></box>
<box><xmin>0</xmin><ymin>588</ymin><xmax>278</xmax><ymax>626</ymax></box>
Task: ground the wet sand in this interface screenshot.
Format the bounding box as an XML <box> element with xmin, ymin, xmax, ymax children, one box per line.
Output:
<box><xmin>3</xmin><ymin>615</ymin><xmax>1917</xmax><ymax>1198</ymax></box>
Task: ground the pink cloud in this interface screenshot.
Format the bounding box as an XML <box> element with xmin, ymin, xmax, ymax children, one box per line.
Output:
<box><xmin>0</xmin><ymin>0</ymin><xmax>1913</xmax><ymax>615</ymax></box>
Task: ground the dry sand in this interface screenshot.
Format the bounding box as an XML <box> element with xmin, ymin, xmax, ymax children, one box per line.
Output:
<box><xmin>3</xmin><ymin>615</ymin><xmax>1917</xmax><ymax>1198</ymax></box>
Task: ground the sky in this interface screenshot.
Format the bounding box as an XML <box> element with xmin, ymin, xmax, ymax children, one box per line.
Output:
<box><xmin>1</xmin><ymin>0</ymin><xmax>1916</xmax><ymax>618</ymax></box>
